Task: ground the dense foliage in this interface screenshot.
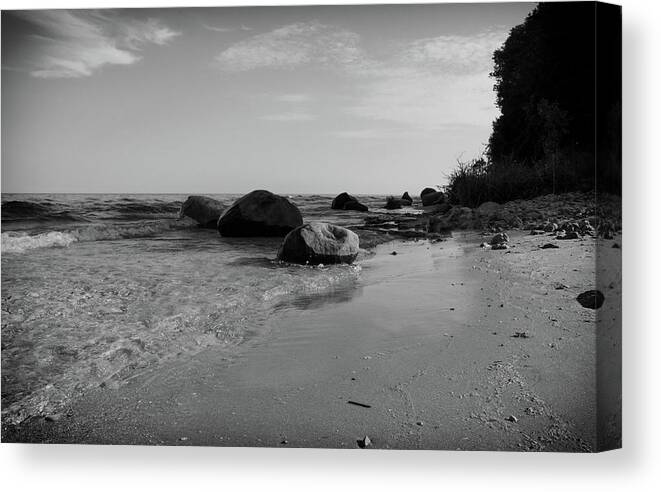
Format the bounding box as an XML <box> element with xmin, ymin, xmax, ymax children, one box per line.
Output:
<box><xmin>446</xmin><ymin>2</ymin><xmax>621</xmax><ymax>207</ymax></box>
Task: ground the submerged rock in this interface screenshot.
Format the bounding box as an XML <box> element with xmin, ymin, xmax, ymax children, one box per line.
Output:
<box><xmin>277</xmin><ymin>222</ymin><xmax>359</xmax><ymax>265</ymax></box>
<box><xmin>180</xmin><ymin>195</ymin><xmax>224</xmax><ymax>228</ymax></box>
<box><xmin>576</xmin><ymin>290</ymin><xmax>605</xmax><ymax>309</ymax></box>
<box><xmin>217</xmin><ymin>190</ymin><xmax>302</xmax><ymax>237</ymax></box>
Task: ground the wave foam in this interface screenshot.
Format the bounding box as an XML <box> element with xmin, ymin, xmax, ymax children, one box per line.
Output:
<box><xmin>2</xmin><ymin>219</ymin><xmax>194</xmax><ymax>254</ymax></box>
<box><xmin>2</xmin><ymin>231</ymin><xmax>78</xmax><ymax>253</ymax></box>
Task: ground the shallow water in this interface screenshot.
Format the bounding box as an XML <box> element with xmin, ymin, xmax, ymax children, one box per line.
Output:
<box><xmin>1</xmin><ymin>193</ymin><xmax>421</xmax><ymax>424</ymax></box>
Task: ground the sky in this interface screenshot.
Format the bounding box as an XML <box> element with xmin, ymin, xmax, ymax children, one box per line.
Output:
<box><xmin>1</xmin><ymin>3</ymin><xmax>535</xmax><ymax>195</ymax></box>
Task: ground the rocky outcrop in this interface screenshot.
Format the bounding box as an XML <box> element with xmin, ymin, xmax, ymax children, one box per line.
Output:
<box><xmin>180</xmin><ymin>195</ymin><xmax>225</xmax><ymax>228</ymax></box>
<box><xmin>217</xmin><ymin>190</ymin><xmax>302</xmax><ymax>237</ymax></box>
<box><xmin>421</xmin><ymin>191</ymin><xmax>445</xmax><ymax>206</ymax></box>
<box><xmin>401</xmin><ymin>192</ymin><xmax>413</xmax><ymax>205</ymax></box>
<box><xmin>277</xmin><ymin>222</ymin><xmax>360</xmax><ymax>265</ymax></box>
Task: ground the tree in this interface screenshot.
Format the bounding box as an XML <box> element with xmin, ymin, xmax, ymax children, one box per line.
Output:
<box><xmin>488</xmin><ymin>2</ymin><xmax>621</xmax><ymax>193</ymax></box>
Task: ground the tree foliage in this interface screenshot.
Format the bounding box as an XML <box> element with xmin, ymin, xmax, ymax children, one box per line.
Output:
<box><xmin>484</xmin><ymin>2</ymin><xmax>621</xmax><ymax>195</ymax></box>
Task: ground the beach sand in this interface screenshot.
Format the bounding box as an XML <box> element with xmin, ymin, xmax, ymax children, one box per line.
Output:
<box><xmin>2</xmin><ymin>231</ymin><xmax>621</xmax><ymax>451</ymax></box>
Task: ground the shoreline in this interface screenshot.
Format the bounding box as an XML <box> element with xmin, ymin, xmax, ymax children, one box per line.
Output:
<box><xmin>2</xmin><ymin>229</ymin><xmax>621</xmax><ymax>451</ymax></box>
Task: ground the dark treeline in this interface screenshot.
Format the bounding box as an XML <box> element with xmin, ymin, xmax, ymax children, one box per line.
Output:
<box><xmin>446</xmin><ymin>2</ymin><xmax>621</xmax><ymax>207</ymax></box>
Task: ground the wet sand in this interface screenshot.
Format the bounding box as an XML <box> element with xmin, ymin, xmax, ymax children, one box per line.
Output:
<box><xmin>3</xmin><ymin>231</ymin><xmax>621</xmax><ymax>451</ymax></box>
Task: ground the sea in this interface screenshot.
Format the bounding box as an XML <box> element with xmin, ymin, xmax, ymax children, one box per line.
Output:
<box><xmin>1</xmin><ymin>193</ymin><xmax>420</xmax><ymax>425</ymax></box>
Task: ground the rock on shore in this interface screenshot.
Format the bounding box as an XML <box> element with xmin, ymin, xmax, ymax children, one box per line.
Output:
<box><xmin>420</xmin><ymin>188</ymin><xmax>437</xmax><ymax>200</ymax></box>
<box><xmin>180</xmin><ymin>195</ymin><xmax>224</xmax><ymax>228</ymax></box>
<box><xmin>421</xmin><ymin>191</ymin><xmax>446</xmax><ymax>206</ymax></box>
<box><xmin>217</xmin><ymin>190</ymin><xmax>303</xmax><ymax>237</ymax></box>
<box><xmin>277</xmin><ymin>222</ymin><xmax>359</xmax><ymax>265</ymax></box>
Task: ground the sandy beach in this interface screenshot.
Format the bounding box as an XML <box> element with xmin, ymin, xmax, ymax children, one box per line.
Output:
<box><xmin>3</xmin><ymin>230</ymin><xmax>621</xmax><ymax>451</ymax></box>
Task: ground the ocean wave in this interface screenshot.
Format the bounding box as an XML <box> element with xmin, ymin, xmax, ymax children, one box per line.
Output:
<box><xmin>1</xmin><ymin>219</ymin><xmax>195</xmax><ymax>254</ymax></box>
<box><xmin>1</xmin><ymin>231</ymin><xmax>78</xmax><ymax>253</ymax></box>
<box><xmin>1</xmin><ymin>200</ymin><xmax>89</xmax><ymax>223</ymax></box>
<box><xmin>2</xmin><ymin>198</ymin><xmax>183</xmax><ymax>223</ymax></box>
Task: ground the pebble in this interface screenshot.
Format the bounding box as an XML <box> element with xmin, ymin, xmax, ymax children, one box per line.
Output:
<box><xmin>358</xmin><ymin>435</ymin><xmax>372</xmax><ymax>448</ymax></box>
<box><xmin>506</xmin><ymin>415</ymin><xmax>518</xmax><ymax>423</ymax></box>
<box><xmin>576</xmin><ymin>290</ymin><xmax>605</xmax><ymax>309</ymax></box>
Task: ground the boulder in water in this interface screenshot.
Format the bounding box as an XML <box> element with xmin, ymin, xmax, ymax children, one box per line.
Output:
<box><xmin>180</xmin><ymin>195</ymin><xmax>224</xmax><ymax>228</ymax></box>
<box><xmin>343</xmin><ymin>200</ymin><xmax>368</xmax><ymax>212</ymax></box>
<box><xmin>217</xmin><ymin>190</ymin><xmax>302</xmax><ymax>237</ymax></box>
<box><xmin>277</xmin><ymin>222</ymin><xmax>360</xmax><ymax>265</ymax></box>
<box><xmin>331</xmin><ymin>192</ymin><xmax>357</xmax><ymax>210</ymax></box>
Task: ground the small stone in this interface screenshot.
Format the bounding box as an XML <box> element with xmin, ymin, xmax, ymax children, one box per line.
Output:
<box><xmin>576</xmin><ymin>290</ymin><xmax>605</xmax><ymax>309</ymax></box>
<box><xmin>505</xmin><ymin>415</ymin><xmax>518</xmax><ymax>423</ymax></box>
<box><xmin>357</xmin><ymin>435</ymin><xmax>372</xmax><ymax>448</ymax></box>
<box><xmin>540</xmin><ymin>243</ymin><xmax>559</xmax><ymax>249</ymax></box>
<box><xmin>179</xmin><ymin>436</ymin><xmax>189</xmax><ymax>441</ymax></box>
<box><xmin>612</xmin><ymin>243</ymin><xmax>620</xmax><ymax>249</ymax></box>
<box><xmin>390</xmin><ymin>251</ymin><xmax>398</xmax><ymax>255</ymax></box>
<box><xmin>281</xmin><ymin>439</ymin><xmax>289</xmax><ymax>445</ymax></box>
<box><xmin>416</xmin><ymin>421</ymin><xmax>424</xmax><ymax>426</ymax></box>
<box><xmin>490</xmin><ymin>232</ymin><xmax>509</xmax><ymax>246</ymax></box>
<box><xmin>512</xmin><ymin>332</ymin><xmax>530</xmax><ymax>339</ymax></box>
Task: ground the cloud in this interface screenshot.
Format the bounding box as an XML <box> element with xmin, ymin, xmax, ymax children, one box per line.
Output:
<box><xmin>203</xmin><ymin>24</ymin><xmax>252</xmax><ymax>33</ymax></box>
<box><xmin>202</xmin><ymin>24</ymin><xmax>234</xmax><ymax>33</ymax></box>
<box><xmin>401</xmin><ymin>30</ymin><xmax>508</xmax><ymax>74</ymax></box>
<box><xmin>274</xmin><ymin>93</ymin><xmax>312</xmax><ymax>103</ymax></box>
<box><xmin>330</xmin><ymin>128</ymin><xmax>420</xmax><ymax>140</ymax></box>
<box><xmin>15</xmin><ymin>10</ymin><xmax>180</xmax><ymax>78</ymax></box>
<box><xmin>215</xmin><ymin>20</ymin><xmax>507</xmax><ymax>131</ymax></box>
<box><xmin>215</xmin><ymin>21</ymin><xmax>364</xmax><ymax>72</ymax></box>
<box><xmin>348</xmin><ymin>71</ymin><xmax>499</xmax><ymax>129</ymax></box>
<box><xmin>258</xmin><ymin>112</ymin><xmax>316</xmax><ymax>121</ymax></box>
